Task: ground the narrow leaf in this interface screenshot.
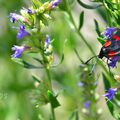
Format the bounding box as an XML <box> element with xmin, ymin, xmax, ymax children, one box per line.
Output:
<box><xmin>32</xmin><ymin>75</ymin><xmax>41</xmax><ymax>83</ymax></box>
<box><xmin>77</xmin><ymin>0</ymin><xmax>102</xmax><ymax>9</ymax></box>
<box><xmin>78</xmin><ymin>11</ymin><xmax>84</xmax><ymax>30</ymax></box>
<box><xmin>47</xmin><ymin>90</ymin><xmax>60</xmax><ymax>108</ymax></box>
<box><xmin>102</xmin><ymin>73</ymin><xmax>111</xmax><ymax>90</ymax></box>
<box><xmin>107</xmin><ymin>101</ymin><xmax>114</xmax><ymax>116</ymax></box>
<box><xmin>94</xmin><ymin>19</ymin><xmax>101</xmax><ymax>36</ymax></box>
<box><xmin>11</xmin><ymin>58</ymin><xmax>25</xmax><ymax>66</ymax></box>
<box><xmin>12</xmin><ymin>58</ymin><xmax>43</xmax><ymax>69</ymax></box>
<box><xmin>97</xmin><ymin>37</ymin><xmax>106</xmax><ymax>45</ymax></box>
<box><xmin>33</xmin><ymin>57</ymin><xmax>43</xmax><ymax>64</ymax></box>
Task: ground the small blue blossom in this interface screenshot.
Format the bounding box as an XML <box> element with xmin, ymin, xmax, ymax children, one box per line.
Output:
<box><xmin>11</xmin><ymin>45</ymin><xmax>26</xmax><ymax>58</ymax></box>
<box><xmin>45</xmin><ymin>35</ymin><xmax>51</xmax><ymax>48</ymax></box>
<box><xmin>17</xmin><ymin>25</ymin><xmax>30</xmax><ymax>39</ymax></box>
<box><xmin>27</xmin><ymin>9</ymin><xmax>33</xmax><ymax>14</ymax></box>
<box><xmin>102</xmin><ymin>27</ymin><xmax>116</xmax><ymax>39</ymax></box>
<box><xmin>10</xmin><ymin>13</ymin><xmax>25</xmax><ymax>23</ymax></box>
<box><xmin>27</xmin><ymin>9</ymin><xmax>34</xmax><ymax>14</ymax></box>
<box><xmin>52</xmin><ymin>0</ymin><xmax>61</xmax><ymax>7</ymax></box>
<box><xmin>103</xmin><ymin>88</ymin><xmax>117</xmax><ymax>100</ymax></box>
<box><xmin>10</xmin><ymin>13</ymin><xmax>16</xmax><ymax>23</ymax></box>
<box><xmin>84</xmin><ymin>101</ymin><xmax>90</xmax><ymax>109</ymax></box>
<box><xmin>108</xmin><ymin>56</ymin><xmax>120</xmax><ymax>68</ymax></box>
<box><xmin>49</xmin><ymin>0</ymin><xmax>61</xmax><ymax>9</ymax></box>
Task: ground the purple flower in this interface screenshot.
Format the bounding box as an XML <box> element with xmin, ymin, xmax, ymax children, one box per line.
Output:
<box><xmin>103</xmin><ymin>88</ymin><xmax>117</xmax><ymax>100</ymax></box>
<box><xmin>45</xmin><ymin>35</ymin><xmax>50</xmax><ymax>48</ymax></box>
<box><xmin>10</xmin><ymin>13</ymin><xmax>25</xmax><ymax>23</ymax></box>
<box><xmin>108</xmin><ymin>56</ymin><xmax>120</xmax><ymax>68</ymax></box>
<box><xmin>27</xmin><ymin>9</ymin><xmax>34</xmax><ymax>14</ymax></box>
<box><xmin>84</xmin><ymin>101</ymin><xmax>90</xmax><ymax>109</ymax></box>
<box><xmin>11</xmin><ymin>45</ymin><xmax>26</xmax><ymax>58</ymax></box>
<box><xmin>49</xmin><ymin>0</ymin><xmax>61</xmax><ymax>9</ymax></box>
<box><xmin>52</xmin><ymin>0</ymin><xmax>61</xmax><ymax>7</ymax></box>
<box><xmin>102</xmin><ymin>27</ymin><xmax>116</xmax><ymax>39</ymax></box>
<box><xmin>17</xmin><ymin>25</ymin><xmax>30</xmax><ymax>39</ymax></box>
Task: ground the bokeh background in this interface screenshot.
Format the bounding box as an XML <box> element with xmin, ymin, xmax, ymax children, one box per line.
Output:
<box><xmin>0</xmin><ymin>0</ymin><xmax>115</xmax><ymax>120</ymax></box>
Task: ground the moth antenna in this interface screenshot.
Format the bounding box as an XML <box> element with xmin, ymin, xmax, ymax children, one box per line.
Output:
<box><xmin>85</xmin><ymin>55</ymin><xmax>98</xmax><ymax>64</ymax></box>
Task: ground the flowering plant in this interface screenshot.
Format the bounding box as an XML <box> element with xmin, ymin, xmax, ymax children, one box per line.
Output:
<box><xmin>1</xmin><ymin>0</ymin><xmax>120</xmax><ymax>120</ymax></box>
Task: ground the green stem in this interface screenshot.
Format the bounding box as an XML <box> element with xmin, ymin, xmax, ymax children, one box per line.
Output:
<box><xmin>45</xmin><ymin>67</ymin><xmax>56</xmax><ymax>120</ymax></box>
<box><xmin>65</xmin><ymin>0</ymin><xmax>95</xmax><ymax>55</ymax></box>
<box><xmin>50</xmin><ymin>102</ymin><xmax>55</xmax><ymax>120</ymax></box>
<box><xmin>66</xmin><ymin>0</ymin><xmax>113</xmax><ymax>84</ymax></box>
<box><xmin>40</xmin><ymin>51</ymin><xmax>56</xmax><ymax>120</ymax></box>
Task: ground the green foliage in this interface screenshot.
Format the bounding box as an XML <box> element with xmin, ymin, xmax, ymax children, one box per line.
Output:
<box><xmin>77</xmin><ymin>0</ymin><xmax>102</xmax><ymax>9</ymax></box>
<box><xmin>78</xmin><ymin>11</ymin><xmax>84</xmax><ymax>30</ymax></box>
<box><xmin>47</xmin><ymin>90</ymin><xmax>60</xmax><ymax>108</ymax></box>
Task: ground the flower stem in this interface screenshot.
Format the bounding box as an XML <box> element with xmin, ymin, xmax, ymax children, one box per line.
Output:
<box><xmin>45</xmin><ymin>68</ymin><xmax>56</xmax><ymax>120</ymax></box>
<box><xmin>65</xmin><ymin>0</ymin><xmax>113</xmax><ymax>84</ymax></box>
<box><xmin>50</xmin><ymin>102</ymin><xmax>55</xmax><ymax>120</ymax></box>
<box><xmin>65</xmin><ymin>0</ymin><xmax>95</xmax><ymax>55</ymax></box>
<box><xmin>40</xmin><ymin>51</ymin><xmax>56</xmax><ymax>120</ymax></box>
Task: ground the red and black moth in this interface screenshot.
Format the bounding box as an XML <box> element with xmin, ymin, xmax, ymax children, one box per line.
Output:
<box><xmin>86</xmin><ymin>28</ymin><xmax>120</xmax><ymax>66</ymax></box>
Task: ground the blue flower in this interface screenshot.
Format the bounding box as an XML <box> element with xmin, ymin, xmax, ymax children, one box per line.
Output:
<box><xmin>11</xmin><ymin>45</ymin><xmax>26</xmax><ymax>58</ymax></box>
<box><xmin>49</xmin><ymin>0</ymin><xmax>61</xmax><ymax>9</ymax></box>
<box><xmin>103</xmin><ymin>88</ymin><xmax>117</xmax><ymax>100</ymax></box>
<box><xmin>102</xmin><ymin>27</ymin><xmax>116</xmax><ymax>39</ymax></box>
<box><xmin>52</xmin><ymin>0</ymin><xmax>61</xmax><ymax>7</ymax></box>
<box><xmin>84</xmin><ymin>101</ymin><xmax>90</xmax><ymax>109</ymax></box>
<box><xmin>45</xmin><ymin>35</ymin><xmax>50</xmax><ymax>48</ymax></box>
<box><xmin>108</xmin><ymin>56</ymin><xmax>120</xmax><ymax>68</ymax></box>
<box><xmin>27</xmin><ymin>9</ymin><xmax>34</xmax><ymax>14</ymax></box>
<box><xmin>17</xmin><ymin>25</ymin><xmax>30</xmax><ymax>39</ymax></box>
<box><xmin>10</xmin><ymin>13</ymin><xmax>25</xmax><ymax>23</ymax></box>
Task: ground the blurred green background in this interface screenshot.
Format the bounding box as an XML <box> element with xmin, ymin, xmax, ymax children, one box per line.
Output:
<box><xmin>0</xmin><ymin>0</ymin><xmax>115</xmax><ymax>120</ymax></box>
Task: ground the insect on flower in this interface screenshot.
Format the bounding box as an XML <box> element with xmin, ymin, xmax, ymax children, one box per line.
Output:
<box><xmin>86</xmin><ymin>27</ymin><xmax>120</xmax><ymax>68</ymax></box>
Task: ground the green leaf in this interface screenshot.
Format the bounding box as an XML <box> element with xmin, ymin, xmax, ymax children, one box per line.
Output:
<box><xmin>97</xmin><ymin>37</ymin><xmax>106</xmax><ymax>45</ymax></box>
<box><xmin>47</xmin><ymin>90</ymin><xmax>60</xmax><ymax>109</ymax></box>
<box><xmin>94</xmin><ymin>19</ymin><xmax>101</xmax><ymax>36</ymax></box>
<box><xmin>78</xmin><ymin>11</ymin><xmax>84</xmax><ymax>30</ymax></box>
<box><xmin>11</xmin><ymin>58</ymin><xmax>25</xmax><ymax>67</ymax></box>
<box><xmin>107</xmin><ymin>101</ymin><xmax>114</xmax><ymax>116</ymax></box>
<box><xmin>32</xmin><ymin>75</ymin><xmax>41</xmax><ymax>83</ymax></box>
<box><xmin>12</xmin><ymin>58</ymin><xmax>43</xmax><ymax>69</ymax></box>
<box><xmin>77</xmin><ymin>0</ymin><xmax>102</xmax><ymax>9</ymax></box>
<box><xmin>102</xmin><ymin>73</ymin><xmax>111</xmax><ymax>90</ymax></box>
<box><xmin>33</xmin><ymin>57</ymin><xmax>43</xmax><ymax>64</ymax></box>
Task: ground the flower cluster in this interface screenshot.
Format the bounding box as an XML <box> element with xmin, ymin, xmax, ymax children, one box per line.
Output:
<box><xmin>10</xmin><ymin>0</ymin><xmax>60</xmax><ymax>66</ymax></box>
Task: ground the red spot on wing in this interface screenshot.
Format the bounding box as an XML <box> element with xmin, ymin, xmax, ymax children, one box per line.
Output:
<box><xmin>112</xmin><ymin>35</ymin><xmax>120</xmax><ymax>41</ymax></box>
<box><xmin>108</xmin><ymin>51</ymin><xmax>116</xmax><ymax>58</ymax></box>
<box><xmin>104</xmin><ymin>41</ymin><xmax>111</xmax><ymax>47</ymax></box>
